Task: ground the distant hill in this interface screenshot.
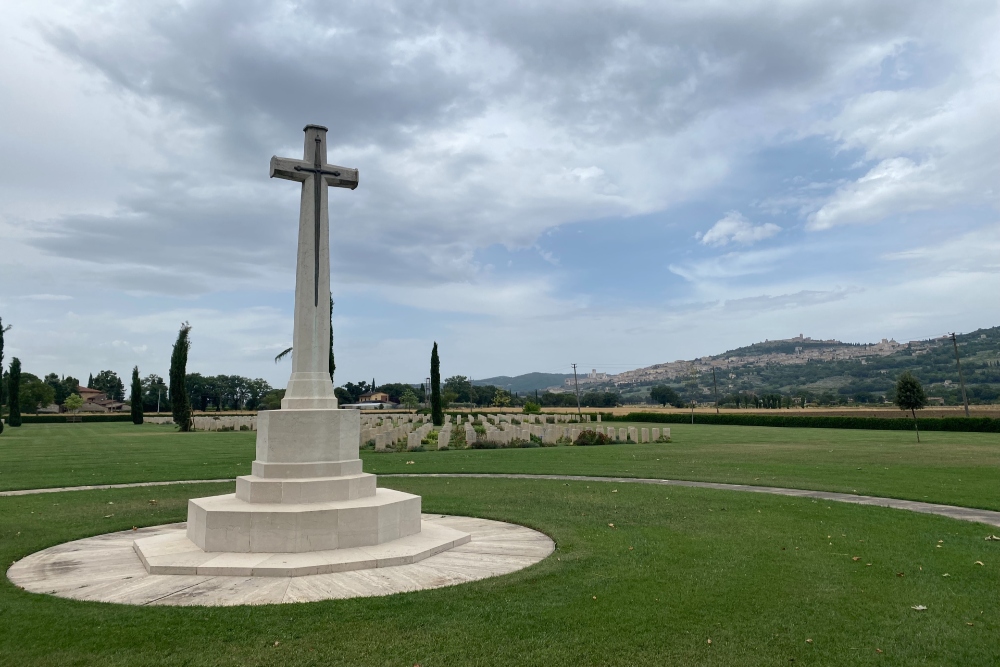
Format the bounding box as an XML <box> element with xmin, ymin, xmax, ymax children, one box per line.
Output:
<box><xmin>473</xmin><ymin>326</ymin><xmax>1000</xmax><ymax>406</ymax></box>
<box><xmin>473</xmin><ymin>373</ymin><xmax>573</xmax><ymax>394</ymax></box>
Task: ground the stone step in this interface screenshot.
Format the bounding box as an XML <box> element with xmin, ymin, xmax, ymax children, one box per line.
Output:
<box><xmin>235</xmin><ymin>472</ymin><xmax>376</xmax><ymax>504</ymax></box>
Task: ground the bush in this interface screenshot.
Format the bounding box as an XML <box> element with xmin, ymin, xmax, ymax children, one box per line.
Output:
<box><xmin>470</xmin><ymin>440</ymin><xmax>499</xmax><ymax>449</ymax></box>
<box><xmin>599</xmin><ymin>411</ymin><xmax>1000</xmax><ymax>433</ymax></box>
<box><xmin>523</xmin><ymin>401</ymin><xmax>541</xmax><ymax>414</ymax></box>
<box><xmin>575</xmin><ymin>429</ymin><xmax>611</xmax><ymax>446</ymax></box>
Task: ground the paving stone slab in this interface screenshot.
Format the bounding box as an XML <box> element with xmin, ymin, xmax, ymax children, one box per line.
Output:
<box><xmin>7</xmin><ymin>515</ymin><xmax>553</xmax><ymax>606</ymax></box>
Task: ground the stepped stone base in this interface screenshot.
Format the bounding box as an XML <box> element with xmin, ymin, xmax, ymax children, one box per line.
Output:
<box><xmin>134</xmin><ymin>519</ymin><xmax>470</xmax><ymax>577</ymax></box>
<box><xmin>187</xmin><ymin>488</ymin><xmax>421</xmax><ymax>553</ymax></box>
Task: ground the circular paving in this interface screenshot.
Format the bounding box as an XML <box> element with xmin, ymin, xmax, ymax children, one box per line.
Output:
<box><xmin>7</xmin><ymin>514</ymin><xmax>554</xmax><ymax>606</ymax></box>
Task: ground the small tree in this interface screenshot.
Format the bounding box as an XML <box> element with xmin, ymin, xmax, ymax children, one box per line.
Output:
<box><xmin>430</xmin><ymin>342</ymin><xmax>443</xmax><ymax>426</ymax></box>
<box><xmin>491</xmin><ymin>389</ymin><xmax>511</xmax><ymax>408</ymax></box>
<box><xmin>130</xmin><ymin>366</ymin><xmax>144</xmax><ymax>425</ymax></box>
<box><xmin>894</xmin><ymin>371</ymin><xmax>928</xmax><ymax>442</ymax></box>
<box><xmin>650</xmin><ymin>384</ymin><xmax>680</xmax><ymax>407</ymax></box>
<box><xmin>64</xmin><ymin>393</ymin><xmax>83</xmax><ymax>412</ymax></box>
<box><xmin>401</xmin><ymin>388</ymin><xmax>419</xmax><ymax>411</ymax></box>
<box><xmin>170</xmin><ymin>323</ymin><xmax>192</xmax><ymax>431</ymax></box>
<box><xmin>7</xmin><ymin>357</ymin><xmax>21</xmax><ymax>427</ymax></box>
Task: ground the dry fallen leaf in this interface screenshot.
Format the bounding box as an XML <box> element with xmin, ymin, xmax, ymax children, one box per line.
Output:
<box><xmin>852</xmin><ymin>556</ymin><xmax>861</xmax><ymax>561</ymax></box>
<box><xmin>986</xmin><ymin>535</ymin><xmax>1000</xmax><ymax>541</ymax></box>
<box><xmin>608</xmin><ymin>523</ymin><xmax>615</xmax><ymax>529</ymax></box>
<box><xmin>896</xmin><ymin>572</ymin><xmax>904</xmax><ymax>577</ymax></box>
<box><xmin>592</xmin><ymin>596</ymin><xmax>597</xmax><ymax>600</ymax></box>
<box><xmin>806</xmin><ymin>639</ymin><xmax>813</xmax><ymax>644</ymax></box>
<box><xmin>273</xmin><ymin>641</ymin><xmax>280</xmax><ymax>646</ymax></box>
<box><xmin>706</xmin><ymin>639</ymin><xmax>712</xmax><ymax>645</ymax></box>
<box><xmin>974</xmin><ymin>561</ymin><xmax>984</xmax><ymax>566</ymax></box>
<box><xmin>876</xmin><ymin>648</ymin><xmax>883</xmax><ymax>654</ymax></box>
<box><xmin>911</xmin><ymin>605</ymin><xmax>927</xmax><ymax>611</ymax></box>
<box><xmin>612</xmin><ymin>489</ymin><xmax>618</xmax><ymax>493</ymax></box>
<box><xmin>943</xmin><ymin>573</ymin><xmax>950</xmax><ymax>577</ymax></box>
<box><xmin>967</xmin><ymin>622</ymin><xmax>974</xmax><ymax>626</ymax></box>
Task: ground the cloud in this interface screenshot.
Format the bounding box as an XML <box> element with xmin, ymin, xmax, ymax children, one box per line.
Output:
<box><xmin>669</xmin><ymin>246</ymin><xmax>795</xmax><ymax>282</ymax></box>
<box><xmin>697</xmin><ymin>211</ymin><xmax>780</xmax><ymax>246</ymax></box>
<box><xmin>19</xmin><ymin>294</ymin><xmax>73</xmax><ymax>301</ymax></box>
<box><xmin>808</xmin><ymin>44</ymin><xmax>1000</xmax><ymax>229</ymax></box>
<box><xmin>1</xmin><ymin>0</ymin><xmax>998</xmax><ymax>385</ymax></box>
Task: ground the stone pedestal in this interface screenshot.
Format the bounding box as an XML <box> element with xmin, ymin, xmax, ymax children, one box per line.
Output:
<box><xmin>186</xmin><ymin>408</ymin><xmax>423</xmax><ymax>554</ymax></box>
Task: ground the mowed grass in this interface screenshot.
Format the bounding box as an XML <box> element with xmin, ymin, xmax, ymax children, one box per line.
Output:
<box><xmin>2</xmin><ymin>422</ymin><xmax>999</xmax><ymax>511</ymax></box>
<box><xmin>0</xmin><ymin>423</ymin><xmax>253</xmax><ymax>491</ymax></box>
<box><xmin>2</xmin><ymin>477</ymin><xmax>999</xmax><ymax>666</ymax></box>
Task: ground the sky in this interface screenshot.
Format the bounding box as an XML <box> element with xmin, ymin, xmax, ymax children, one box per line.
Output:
<box><xmin>1</xmin><ymin>0</ymin><xmax>998</xmax><ymax>389</ymax></box>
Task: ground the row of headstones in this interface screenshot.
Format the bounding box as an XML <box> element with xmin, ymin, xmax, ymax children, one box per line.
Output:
<box><xmin>361</xmin><ymin>415</ymin><xmax>429</xmax><ymax>449</ymax></box>
<box><xmin>459</xmin><ymin>420</ymin><xmax>663</xmax><ymax>446</ymax></box>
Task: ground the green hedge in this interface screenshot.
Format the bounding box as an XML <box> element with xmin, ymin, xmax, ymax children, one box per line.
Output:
<box><xmin>597</xmin><ymin>411</ymin><xmax>1000</xmax><ymax>433</ymax></box>
<box><xmin>17</xmin><ymin>414</ymin><xmax>137</xmax><ymax>424</ymax></box>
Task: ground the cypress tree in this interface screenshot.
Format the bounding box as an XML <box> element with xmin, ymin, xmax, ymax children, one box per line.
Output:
<box><xmin>169</xmin><ymin>323</ymin><xmax>192</xmax><ymax>432</ymax></box>
<box><xmin>130</xmin><ymin>365</ymin><xmax>144</xmax><ymax>425</ymax></box>
<box><xmin>329</xmin><ymin>297</ymin><xmax>336</xmax><ymax>379</ymax></box>
<box><xmin>87</xmin><ymin>373</ymin><xmax>93</xmax><ymax>388</ymax></box>
<box><xmin>0</xmin><ymin>317</ymin><xmax>8</xmax><ymax>410</ymax></box>
<box><xmin>430</xmin><ymin>342</ymin><xmax>443</xmax><ymax>426</ymax></box>
<box><xmin>8</xmin><ymin>357</ymin><xmax>21</xmax><ymax>427</ymax></box>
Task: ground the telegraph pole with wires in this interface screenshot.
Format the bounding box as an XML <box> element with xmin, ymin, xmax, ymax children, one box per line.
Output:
<box><xmin>712</xmin><ymin>367</ymin><xmax>720</xmax><ymax>414</ymax></box>
<box><xmin>950</xmin><ymin>333</ymin><xmax>971</xmax><ymax>417</ymax></box>
<box><xmin>571</xmin><ymin>364</ymin><xmax>582</xmax><ymax>416</ymax></box>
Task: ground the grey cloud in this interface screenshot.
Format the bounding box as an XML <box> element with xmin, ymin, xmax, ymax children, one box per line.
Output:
<box><xmin>22</xmin><ymin>0</ymin><xmax>994</xmax><ymax>298</ymax></box>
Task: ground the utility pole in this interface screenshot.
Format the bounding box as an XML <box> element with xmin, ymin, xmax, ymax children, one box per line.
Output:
<box><xmin>571</xmin><ymin>364</ymin><xmax>582</xmax><ymax>416</ymax></box>
<box><xmin>950</xmin><ymin>333</ymin><xmax>971</xmax><ymax>417</ymax></box>
<box><xmin>712</xmin><ymin>367</ymin><xmax>720</xmax><ymax>414</ymax></box>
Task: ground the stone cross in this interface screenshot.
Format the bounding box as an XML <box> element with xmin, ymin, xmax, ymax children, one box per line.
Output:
<box><xmin>271</xmin><ymin>125</ymin><xmax>358</xmax><ymax>409</ymax></box>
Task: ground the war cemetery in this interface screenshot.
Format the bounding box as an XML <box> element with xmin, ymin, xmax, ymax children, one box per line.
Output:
<box><xmin>2</xmin><ymin>3</ymin><xmax>999</xmax><ymax>666</ymax></box>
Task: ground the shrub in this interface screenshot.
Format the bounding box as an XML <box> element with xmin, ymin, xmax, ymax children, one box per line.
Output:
<box><xmin>523</xmin><ymin>401</ymin><xmax>541</xmax><ymax>414</ymax></box>
<box><xmin>470</xmin><ymin>440</ymin><xmax>499</xmax><ymax>449</ymax></box>
<box><xmin>575</xmin><ymin>429</ymin><xmax>611</xmax><ymax>446</ymax></box>
<box><xmin>600</xmin><ymin>411</ymin><xmax>1000</xmax><ymax>433</ymax></box>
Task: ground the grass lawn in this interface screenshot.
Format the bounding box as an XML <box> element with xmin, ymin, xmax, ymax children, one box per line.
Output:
<box><xmin>2</xmin><ymin>477</ymin><xmax>999</xmax><ymax>666</ymax></box>
<box><xmin>2</xmin><ymin>423</ymin><xmax>999</xmax><ymax>511</ymax></box>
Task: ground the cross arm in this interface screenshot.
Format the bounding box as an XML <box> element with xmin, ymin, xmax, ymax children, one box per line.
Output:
<box><xmin>323</xmin><ymin>164</ymin><xmax>359</xmax><ymax>190</ymax></box>
<box><xmin>270</xmin><ymin>156</ymin><xmax>310</xmax><ymax>182</ymax></box>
